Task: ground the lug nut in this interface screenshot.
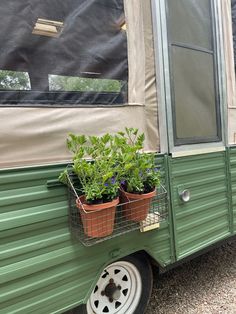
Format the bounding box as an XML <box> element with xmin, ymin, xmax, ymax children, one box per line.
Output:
<box><xmin>117</xmin><ymin>285</ymin><xmax>121</xmax><ymax>290</ymax></box>
<box><xmin>101</xmin><ymin>291</ymin><xmax>105</xmax><ymax>296</ymax></box>
<box><xmin>109</xmin><ymin>278</ymin><xmax>114</xmax><ymax>283</ymax></box>
<box><xmin>109</xmin><ymin>298</ymin><xmax>113</xmax><ymax>303</ymax></box>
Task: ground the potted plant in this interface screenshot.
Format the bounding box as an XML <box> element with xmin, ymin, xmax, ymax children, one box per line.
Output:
<box><xmin>117</xmin><ymin>128</ymin><xmax>160</xmax><ymax>222</ymax></box>
<box><xmin>60</xmin><ymin>133</ymin><xmax>120</xmax><ymax>238</ymax></box>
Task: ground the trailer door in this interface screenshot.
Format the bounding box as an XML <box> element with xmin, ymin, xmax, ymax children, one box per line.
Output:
<box><xmin>153</xmin><ymin>0</ymin><xmax>232</xmax><ymax>259</ymax></box>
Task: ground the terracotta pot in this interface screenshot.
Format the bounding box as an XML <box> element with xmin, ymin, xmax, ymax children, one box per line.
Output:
<box><xmin>76</xmin><ymin>196</ymin><xmax>119</xmax><ymax>238</ymax></box>
<box><xmin>121</xmin><ymin>189</ymin><xmax>156</xmax><ymax>222</ymax></box>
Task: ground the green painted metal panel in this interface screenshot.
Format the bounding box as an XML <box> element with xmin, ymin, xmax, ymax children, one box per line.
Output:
<box><xmin>2</xmin><ymin>152</ymin><xmax>234</xmax><ymax>313</ymax></box>
<box><xmin>229</xmin><ymin>147</ymin><xmax>236</xmax><ymax>233</ymax></box>
<box><xmin>0</xmin><ymin>159</ymin><xmax>173</xmax><ymax>314</ymax></box>
<box><xmin>169</xmin><ymin>152</ymin><xmax>232</xmax><ymax>260</ymax></box>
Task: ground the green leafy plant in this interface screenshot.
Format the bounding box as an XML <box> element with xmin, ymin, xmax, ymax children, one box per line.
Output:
<box><xmin>59</xmin><ymin>128</ymin><xmax>161</xmax><ymax>202</ymax></box>
<box><xmin>116</xmin><ymin>128</ymin><xmax>160</xmax><ymax>194</ymax></box>
<box><xmin>60</xmin><ymin>133</ymin><xmax>120</xmax><ymax>204</ymax></box>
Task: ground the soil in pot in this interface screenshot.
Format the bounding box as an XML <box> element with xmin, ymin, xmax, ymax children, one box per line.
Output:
<box><xmin>120</xmin><ymin>189</ymin><xmax>156</xmax><ymax>222</ymax></box>
<box><xmin>76</xmin><ymin>196</ymin><xmax>119</xmax><ymax>238</ymax></box>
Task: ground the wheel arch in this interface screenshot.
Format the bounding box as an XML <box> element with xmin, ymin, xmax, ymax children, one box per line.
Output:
<box><xmin>64</xmin><ymin>249</ymin><xmax>159</xmax><ymax>314</ymax></box>
<box><xmin>83</xmin><ymin>249</ymin><xmax>159</xmax><ymax>304</ymax></box>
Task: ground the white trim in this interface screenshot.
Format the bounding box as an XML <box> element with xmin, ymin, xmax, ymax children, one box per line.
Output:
<box><xmin>151</xmin><ymin>0</ymin><xmax>169</xmax><ymax>154</ymax></box>
<box><xmin>172</xmin><ymin>146</ymin><xmax>225</xmax><ymax>158</ymax></box>
<box><xmin>215</xmin><ymin>0</ymin><xmax>228</xmax><ymax>146</ymax></box>
<box><xmin>0</xmin><ymin>160</ymin><xmax>70</xmax><ymax>171</ymax></box>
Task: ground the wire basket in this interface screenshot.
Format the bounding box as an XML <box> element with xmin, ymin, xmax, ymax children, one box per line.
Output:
<box><xmin>67</xmin><ymin>172</ymin><xmax>168</xmax><ymax>246</ymax></box>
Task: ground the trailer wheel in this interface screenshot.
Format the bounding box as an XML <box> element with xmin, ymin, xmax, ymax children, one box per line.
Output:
<box><xmin>69</xmin><ymin>253</ymin><xmax>153</xmax><ymax>314</ymax></box>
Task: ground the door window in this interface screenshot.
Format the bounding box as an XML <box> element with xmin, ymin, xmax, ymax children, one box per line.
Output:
<box><xmin>167</xmin><ymin>0</ymin><xmax>221</xmax><ymax>145</ymax></box>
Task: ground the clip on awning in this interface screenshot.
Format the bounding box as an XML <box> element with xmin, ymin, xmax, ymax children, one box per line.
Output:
<box><xmin>32</xmin><ymin>18</ymin><xmax>64</xmax><ymax>38</ymax></box>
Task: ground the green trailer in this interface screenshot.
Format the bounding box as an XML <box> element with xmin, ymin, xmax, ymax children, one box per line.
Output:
<box><xmin>0</xmin><ymin>0</ymin><xmax>236</xmax><ymax>313</ymax></box>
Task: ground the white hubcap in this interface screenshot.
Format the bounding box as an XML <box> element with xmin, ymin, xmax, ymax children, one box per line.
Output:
<box><xmin>87</xmin><ymin>261</ymin><xmax>142</xmax><ymax>314</ymax></box>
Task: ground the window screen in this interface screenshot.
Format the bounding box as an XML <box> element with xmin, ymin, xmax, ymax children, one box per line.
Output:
<box><xmin>0</xmin><ymin>0</ymin><xmax>128</xmax><ymax>106</ymax></box>
<box><xmin>167</xmin><ymin>0</ymin><xmax>221</xmax><ymax>145</ymax></box>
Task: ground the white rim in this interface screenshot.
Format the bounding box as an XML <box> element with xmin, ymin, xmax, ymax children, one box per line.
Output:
<box><xmin>86</xmin><ymin>261</ymin><xmax>142</xmax><ymax>314</ymax></box>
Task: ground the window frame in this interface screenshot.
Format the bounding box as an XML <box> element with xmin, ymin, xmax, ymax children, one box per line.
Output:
<box><xmin>151</xmin><ymin>0</ymin><xmax>226</xmax><ymax>156</ymax></box>
<box><xmin>167</xmin><ymin>0</ymin><xmax>222</xmax><ymax>146</ymax></box>
<box><xmin>0</xmin><ymin>90</ymin><xmax>127</xmax><ymax>107</ymax></box>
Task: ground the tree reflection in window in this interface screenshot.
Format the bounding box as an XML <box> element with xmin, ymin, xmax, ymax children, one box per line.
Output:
<box><xmin>49</xmin><ymin>75</ymin><xmax>123</xmax><ymax>92</ymax></box>
<box><xmin>0</xmin><ymin>71</ymin><xmax>30</xmax><ymax>90</ymax></box>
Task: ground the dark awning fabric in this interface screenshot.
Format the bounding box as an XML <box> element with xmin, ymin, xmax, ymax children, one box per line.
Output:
<box><xmin>0</xmin><ymin>0</ymin><xmax>128</xmax><ymax>80</ymax></box>
<box><xmin>232</xmin><ymin>0</ymin><xmax>236</xmax><ymax>68</ymax></box>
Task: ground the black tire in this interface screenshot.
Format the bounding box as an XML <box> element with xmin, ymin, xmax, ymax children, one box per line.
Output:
<box><xmin>64</xmin><ymin>253</ymin><xmax>153</xmax><ymax>314</ymax></box>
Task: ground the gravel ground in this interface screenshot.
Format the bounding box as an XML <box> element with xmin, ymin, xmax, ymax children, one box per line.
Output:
<box><xmin>146</xmin><ymin>241</ymin><xmax>236</xmax><ymax>314</ymax></box>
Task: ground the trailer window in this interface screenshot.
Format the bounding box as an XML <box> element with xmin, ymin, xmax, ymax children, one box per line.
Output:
<box><xmin>0</xmin><ymin>0</ymin><xmax>128</xmax><ymax>106</ymax></box>
<box><xmin>167</xmin><ymin>0</ymin><xmax>221</xmax><ymax>145</ymax></box>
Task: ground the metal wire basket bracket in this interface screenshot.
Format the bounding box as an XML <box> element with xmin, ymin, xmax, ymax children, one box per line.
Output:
<box><xmin>67</xmin><ymin>171</ymin><xmax>168</xmax><ymax>246</ymax></box>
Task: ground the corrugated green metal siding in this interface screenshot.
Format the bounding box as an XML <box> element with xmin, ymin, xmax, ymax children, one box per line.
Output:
<box><xmin>0</xmin><ymin>159</ymin><xmax>172</xmax><ymax>314</ymax></box>
<box><xmin>230</xmin><ymin>147</ymin><xmax>236</xmax><ymax>233</ymax></box>
<box><xmin>170</xmin><ymin>152</ymin><xmax>231</xmax><ymax>260</ymax></box>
